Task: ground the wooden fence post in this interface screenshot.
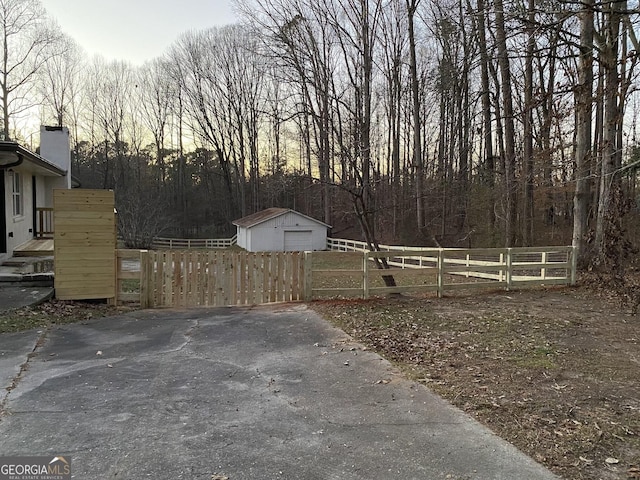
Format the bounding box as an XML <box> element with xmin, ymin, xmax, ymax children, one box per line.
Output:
<box><xmin>437</xmin><ymin>249</ymin><xmax>444</xmax><ymax>298</ymax></box>
<box><xmin>506</xmin><ymin>248</ymin><xmax>513</xmax><ymax>290</ymax></box>
<box><xmin>140</xmin><ymin>250</ymin><xmax>149</xmax><ymax>309</ymax></box>
<box><xmin>466</xmin><ymin>253</ymin><xmax>470</xmax><ymax>278</ymax></box>
<box><xmin>303</xmin><ymin>251</ymin><xmax>313</xmax><ymax>301</ymax></box>
<box><xmin>112</xmin><ymin>250</ymin><xmax>120</xmax><ymax>306</ymax></box>
<box><xmin>363</xmin><ymin>251</ymin><xmax>370</xmax><ymax>299</ymax></box>
<box><xmin>570</xmin><ymin>246</ymin><xmax>577</xmax><ymax>286</ymax></box>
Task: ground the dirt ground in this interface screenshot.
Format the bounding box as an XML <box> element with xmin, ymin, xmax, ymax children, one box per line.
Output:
<box><xmin>312</xmin><ymin>284</ymin><xmax>640</xmax><ymax>480</ymax></box>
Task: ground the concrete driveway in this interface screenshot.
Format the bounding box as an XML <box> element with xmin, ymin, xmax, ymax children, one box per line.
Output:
<box><xmin>0</xmin><ymin>304</ymin><xmax>558</xmax><ymax>479</ymax></box>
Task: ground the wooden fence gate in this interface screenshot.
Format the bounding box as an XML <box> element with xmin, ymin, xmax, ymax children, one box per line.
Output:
<box><xmin>139</xmin><ymin>250</ymin><xmax>305</xmax><ymax>308</ymax></box>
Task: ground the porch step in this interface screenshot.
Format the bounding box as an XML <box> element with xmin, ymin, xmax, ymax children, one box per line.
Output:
<box><xmin>0</xmin><ymin>258</ymin><xmax>54</xmax><ymax>288</ymax></box>
<box><xmin>13</xmin><ymin>239</ymin><xmax>54</xmax><ymax>256</ymax></box>
<box><xmin>0</xmin><ymin>273</ymin><xmax>54</xmax><ymax>288</ymax></box>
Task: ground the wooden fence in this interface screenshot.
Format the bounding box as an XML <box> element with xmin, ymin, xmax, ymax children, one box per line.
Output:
<box><xmin>116</xmin><ymin>249</ymin><xmax>143</xmax><ymax>304</ymax></box>
<box><xmin>327</xmin><ymin>238</ymin><xmax>576</xmax><ymax>285</ymax></box>
<box><xmin>116</xmin><ymin>243</ymin><xmax>575</xmax><ymax>307</ymax></box>
<box><xmin>135</xmin><ymin>250</ymin><xmax>303</xmax><ymax>308</ymax></box>
<box><xmin>151</xmin><ymin>235</ymin><xmax>237</xmax><ymax>249</ymax></box>
<box><xmin>307</xmin><ymin>247</ymin><xmax>576</xmax><ymax>300</ymax></box>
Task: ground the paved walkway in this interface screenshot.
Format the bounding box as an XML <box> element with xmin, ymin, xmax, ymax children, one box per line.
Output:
<box><xmin>0</xmin><ymin>256</ymin><xmax>54</xmax><ymax>310</ymax></box>
<box><xmin>0</xmin><ymin>286</ymin><xmax>53</xmax><ymax>310</ymax></box>
<box><xmin>0</xmin><ymin>305</ymin><xmax>559</xmax><ymax>480</ymax></box>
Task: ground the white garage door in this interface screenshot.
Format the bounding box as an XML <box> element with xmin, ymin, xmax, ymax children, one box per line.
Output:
<box><xmin>284</xmin><ymin>230</ymin><xmax>313</xmax><ymax>251</ymax></box>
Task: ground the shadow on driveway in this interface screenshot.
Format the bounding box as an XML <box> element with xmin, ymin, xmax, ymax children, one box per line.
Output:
<box><xmin>0</xmin><ymin>304</ymin><xmax>558</xmax><ymax>479</ymax></box>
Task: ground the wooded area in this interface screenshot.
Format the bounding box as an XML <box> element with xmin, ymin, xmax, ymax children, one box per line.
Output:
<box><xmin>2</xmin><ymin>0</ymin><xmax>640</xmax><ymax>268</ymax></box>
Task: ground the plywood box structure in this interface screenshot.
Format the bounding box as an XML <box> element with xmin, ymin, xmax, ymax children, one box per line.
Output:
<box><xmin>54</xmin><ymin>189</ymin><xmax>116</xmax><ymax>301</ymax></box>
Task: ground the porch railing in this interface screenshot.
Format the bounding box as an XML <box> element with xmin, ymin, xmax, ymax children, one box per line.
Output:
<box><xmin>36</xmin><ymin>207</ymin><xmax>54</xmax><ymax>238</ymax></box>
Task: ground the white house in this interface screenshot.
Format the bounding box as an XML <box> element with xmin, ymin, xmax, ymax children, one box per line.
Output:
<box><xmin>0</xmin><ymin>126</ymin><xmax>72</xmax><ymax>260</ymax></box>
<box><xmin>233</xmin><ymin>208</ymin><xmax>330</xmax><ymax>252</ymax></box>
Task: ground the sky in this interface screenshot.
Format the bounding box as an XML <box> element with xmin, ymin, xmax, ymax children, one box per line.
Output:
<box><xmin>40</xmin><ymin>0</ymin><xmax>240</xmax><ymax>65</ymax></box>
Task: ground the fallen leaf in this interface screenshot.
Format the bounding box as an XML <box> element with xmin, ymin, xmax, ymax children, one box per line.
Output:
<box><xmin>605</xmin><ymin>457</ymin><xmax>620</xmax><ymax>465</ymax></box>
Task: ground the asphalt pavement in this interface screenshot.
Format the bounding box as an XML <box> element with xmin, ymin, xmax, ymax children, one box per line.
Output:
<box><xmin>0</xmin><ymin>304</ymin><xmax>559</xmax><ymax>480</ymax></box>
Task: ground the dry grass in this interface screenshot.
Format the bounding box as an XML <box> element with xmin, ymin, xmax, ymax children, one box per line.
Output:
<box><xmin>0</xmin><ymin>300</ymin><xmax>127</xmax><ymax>334</ymax></box>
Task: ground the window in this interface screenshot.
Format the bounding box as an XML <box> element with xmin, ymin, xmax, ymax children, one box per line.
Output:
<box><xmin>12</xmin><ymin>171</ymin><xmax>22</xmax><ymax>217</ymax></box>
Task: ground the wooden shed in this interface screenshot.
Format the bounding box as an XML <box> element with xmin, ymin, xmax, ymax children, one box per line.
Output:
<box><xmin>233</xmin><ymin>208</ymin><xmax>330</xmax><ymax>252</ymax></box>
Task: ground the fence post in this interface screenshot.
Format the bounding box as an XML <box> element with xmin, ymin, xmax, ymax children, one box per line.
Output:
<box><xmin>506</xmin><ymin>248</ymin><xmax>513</xmax><ymax>291</ymax></box>
<box><xmin>541</xmin><ymin>252</ymin><xmax>547</xmax><ymax>280</ymax></box>
<box><xmin>466</xmin><ymin>253</ymin><xmax>470</xmax><ymax>278</ymax></box>
<box><xmin>363</xmin><ymin>251</ymin><xmax>370</xmax><ymax>299</ymax></box>
<box><xmin>140</xmin><ymin>250</ymin><xmax>149</xmax><ymax>309</ymax></box>
<box><xmin>303</xmin><ymin>251</ymin><xmax>313</xmax><ymax>301</ymax></box>
<box><xmin>113</xmin><ymin>250</ymin><xmax>120</xmax><ymax>306</ymax></box>
<box><xmin>570</xmin><ymin>246</ymin><xmax>577</xmax><ymax>286</ymax></box>
<box><xmin>437</xmin><ymin>249</ymin><xmax>444</xmax><ymax>298</ymax></box>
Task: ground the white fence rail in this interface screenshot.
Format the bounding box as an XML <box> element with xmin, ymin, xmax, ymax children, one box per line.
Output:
<box><xmin>152</xmin><ymin>235</ymin><xmax>237</xmax><ymax>250</ymax></box>
<box><xmin>326</xmin><ymin>237</ymin><xmax>577</xmax><ymax>288</ymax></box>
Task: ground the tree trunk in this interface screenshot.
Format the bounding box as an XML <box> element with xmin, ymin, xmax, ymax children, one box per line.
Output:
<box><xmin>474</xmin><ymin>0</ymin><xmax>495</xmax><ymax>237</ymax></box>
<box><xmin>522</xmin><ymin>0</ymin><xmax>535</xmax><ymax>246</ymax></box>
<box><xmin>594</xmin><ymin>0</ymin><xmax>622</xmax><ymax>257</ymax></box>
<box><xmin>494</xmin><ymin>0</ymin><xmax>517</xmax><ymax>247</ymax></box>
<box><xmin>407</xmin><ymin>0</ymin><xmax>424</xmax><ymax>231</ymax></box>
<box><xmin>572</xmin><ymin>0</ymin><xmax>594</xmax><ymax>265</ymax></box>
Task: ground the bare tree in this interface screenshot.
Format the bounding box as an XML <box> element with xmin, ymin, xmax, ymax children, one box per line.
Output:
<box><xmin>407</xmin><ymin>0</ymin><xmax>424</xmax><ymax>233</ymax></box>
<box><xmin>0</xmin><ymin>0</ymin><xmax>62</xmax><ymax>139</ymax></box>
<box><xmin>470</xmin><ymin>0</ymin><xmax>496</xmax><ymax>239</ymax></box>
<box><xmin>522</xmin><ymin>0</ymin><xmax>535</xmax><ymax>245</ymax></box>
<box><xmin>39</xmin><ymin>33</ymin><xmax>82</xmax><ymax>127</ymax></box>
<box><xmin>138</xmin><ymin>58</ymin><xmax>173</xmax><ymax>184</ymax></box>
<box><xmin>378</xmin><ymin>0</ymin><xmax>406</xmax><ymax>237</ymax></box>
<box><xmin>572</xmin><ymin>0</ymin><xmax>594</xmax><ymax>264</ymax></box>
<box><xmin>493</xmin><ymin>0</ymin><xmax>518</xmax><ymax>247</ymax></box>
<box><xmin>245</xmin><ymin>0</ymin><xmax>335</xmax><ymax>224</ymax></box>
<box><xmin>168</xmin><ymin>26</ymin><xmax>267</xmax><ymax>222</ymax></box>
<box><xmin>83</xmin><ymin>57</ymin><xmax>134</xmax><ymax>189</ymax></box>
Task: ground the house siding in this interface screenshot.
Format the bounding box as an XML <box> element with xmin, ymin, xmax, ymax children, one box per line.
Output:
<box><xmin>237</xmin><ymin>227</ymin><xmax>247</xmax><ymax>250</ymax></box>
<box><xmin>35</xmin><ymin>176</ymin><xmax>46</xmax><ymax>207</ymax></box>
<box><xmin>4</xmin><ymin>167</ymin><xmax>35</xmax><ymax>256</ymax></box>
<box><xmin>0</xmin><ymin>127</ymin><xmax>71</xmax><ymax>259</ymax></box>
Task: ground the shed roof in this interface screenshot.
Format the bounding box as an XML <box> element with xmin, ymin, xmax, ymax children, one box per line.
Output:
<box><xmin>233</xmin><ymin>208</ymin><xmax>331</xmax><ymax>228</ymax></box>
